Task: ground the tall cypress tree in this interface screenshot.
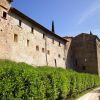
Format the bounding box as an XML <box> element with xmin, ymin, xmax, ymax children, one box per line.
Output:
<box><xmin>90</xmin><ymin>31</ymin><xmax>93</xmax><ymax>35</ymax></box>
<box><xmin>52</xmin><ymin>20</ymin><xmax>55</xmax><ymax>33</ymax></box>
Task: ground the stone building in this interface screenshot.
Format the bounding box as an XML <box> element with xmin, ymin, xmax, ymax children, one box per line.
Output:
<box><xmin>70</xmin><ymin>33</ymin><xmax>100</xmax><ymax>75</ymax></box>
<box><xmin>0</xmin><ymin>0</ymin><xmax>70</xmax><ymax>68</ymax></box>
<box><xmin>0</xmin><ymin>0</ymin><xmax>100</xmax><ymax>75</ymax></box>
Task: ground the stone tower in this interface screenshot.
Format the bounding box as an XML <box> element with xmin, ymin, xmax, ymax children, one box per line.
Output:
<box><xmin>71</xmin><ymin>33</ymin><xmax>99</xmax><ymax>75</ymax></box>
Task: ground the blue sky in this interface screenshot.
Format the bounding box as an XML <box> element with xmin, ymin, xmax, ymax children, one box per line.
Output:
<box><xmin>12</xmin><ymin>0</ymin><xmax>100</xmax><ymax>37</ymax></box>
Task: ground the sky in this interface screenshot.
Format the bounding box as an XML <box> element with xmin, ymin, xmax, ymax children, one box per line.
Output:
<box><xmin>12</xmin><ymin>0</ymin><xmax>100</xmax><ymax>37</ymax></box>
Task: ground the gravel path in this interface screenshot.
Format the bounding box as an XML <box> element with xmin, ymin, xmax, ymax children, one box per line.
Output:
<box><xmin>76</xmin><ymin>87</ymin><xmax>100</xmax><ymax>100</ymax></box>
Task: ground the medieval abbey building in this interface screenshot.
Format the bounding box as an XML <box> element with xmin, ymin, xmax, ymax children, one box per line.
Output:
<box><xmin>0</xmin><ymin>0</ymin><xmax>100</xmax><ymax>75</ymax></box>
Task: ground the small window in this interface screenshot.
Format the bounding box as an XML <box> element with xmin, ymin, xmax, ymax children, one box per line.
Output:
<box><xmin>36</xmin><ymin>45</ymin><xmax>39</xmax><ymax>51</ymax></box>
<box><xmin>19</xmin><ymin>20</ymin><xmax>22</xmax><ymax>27</ymax></box>
<box><xmin>82</xmin><ymin>66</ymin><xmax>86</xmax><ymax>70</ymax></box>
<box><xmin>31</xmin><ymin>27</ymin><xmax>34</xmax><ymax>33</ymax></box>
<box><xmin>14</xmin><ymin>34</ymin><xmax>18</xmax><ymax>42</ymax></box>
<box><xmin>3</xmin><ymin>11</ymin><xmax>7</xmax><ymax>19</ymax></box>
<box><xmin>52</xmin><ymin>38</ymin><xmax>54</xmax><ymax>44</ymax></box>
<box><xmin>54</xmin><ymin>59</ymin><xmax>57</xmax><ymax>67</ymax></box>
<box><xmin>58</xmin><ymin>54</ymin><xmax>61</xmax><ymax>58</ymax></box>
<box><xmin>43</xmin><ymin>34</ymin><xmax>45</xmax><ymax>39</ymax></box>
<box><xmin>27</xmin><ymin>40</ymin><xmax>29</xmax><ymax>47</ymax></box>
<box><xmin>59</xmin><ymin>41</ymin><xmax>61</xmax><ymax>47</ymax></box>
<box><xmin>42</xmin><ymin>48</ymin><xmax>45</xmax><ymax>53</ymax></box>
<box><xmin>47</xmin><ymin>50</ymin><xmax>50</xmax><ymax>55</ymax></box>
<box><xmin>63</xmin><ymin>57</ymin><xmax>65</xmax><ymax>60</ymax></box>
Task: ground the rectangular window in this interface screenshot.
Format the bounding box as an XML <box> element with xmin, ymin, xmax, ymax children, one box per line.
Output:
<box><xmin>14</xmin><ymin>34</ymin><xmax>18</xmax><ymax>42</ymax></box>
<box><xmin>27</xmin><ymin>40</ymin><xmax>29</xmax><ymax>47</ymax></box>
<box><xmin>43</xmin><ymin>34</ymin><xmax>45</xmax><ymax>39</ymax></box>
<box><xmin>54</xmin><ymin>59</ymin><xmax>57</xmax><ymax>67</ymax></box>
<box><xmin>19</xmin><ymin>20</ymin><xmax>22</xmax><ymax>27</ymax></box>
<box><xmin>36</xmin><ymin>45</ymin><xmax>39</xmax><ymax>51</ymax></box>
<box><xmin>3</xmin><ymin>11</ymin><xmax>7</xmax><ymax>19</ymax></box>
<box><xmin>59</xmin><ymin>41</ymin><xmax>61</xmax><ymax>47</ymax></box>
<box><xmin>58</xmin><ymin>54</ymin><xmax>61</xmax><ymax>58</ymax></box>
<box><xmin>63</xmin><ymin>57</ymin><xmax>65</xmax><ymax>61</ymax></box>
<box><xmin>47</xmin><ymin>50</ymin><xmax>50</xmax><ymax>55</ymax></box>
<box><xmin>31</xmin><ymin>27</ymin><xmax>34</xmax><ymax>33</ymax></box>
<box><xmin>42</xmin><ymin>48</ymin><xmax>45</xmax><ymax>53</ymax></box>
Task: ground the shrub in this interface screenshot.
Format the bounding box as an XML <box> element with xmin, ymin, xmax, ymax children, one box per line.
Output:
<box><xmin>0</xmin><ymin>60</ymin><xmax>100</xmax><ymax>100</ymax></box>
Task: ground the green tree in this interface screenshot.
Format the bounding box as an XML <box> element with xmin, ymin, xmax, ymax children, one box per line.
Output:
<box><xmin>90</xmin><ymin>31</ymin><xmax>93</xmax><ymax>35</ymax></box>
<box><xmin>52</xmin><ymin>20</ymin><xmax>55</xmax><ymax>33</ymax></box>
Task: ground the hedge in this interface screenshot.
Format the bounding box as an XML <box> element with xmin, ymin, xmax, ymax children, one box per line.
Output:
<box><xmin>0</xmin><ymin>60</ymin><xmax>100</xmax><ymax>100</ymax></box>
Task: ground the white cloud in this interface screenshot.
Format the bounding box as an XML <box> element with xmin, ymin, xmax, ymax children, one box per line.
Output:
<box><xmin>78</xmin><ymin>0</ymin><xmax>100</xmax><ymax>25</ymax></box>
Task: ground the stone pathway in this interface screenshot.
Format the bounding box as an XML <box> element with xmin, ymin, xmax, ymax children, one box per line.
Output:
<box><xmin>76</xmin><ymin>87</ymin><xmax>100</xmax><ymax>100</ymax></box>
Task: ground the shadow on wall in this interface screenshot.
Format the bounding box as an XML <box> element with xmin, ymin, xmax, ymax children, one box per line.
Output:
<box><xmin>65</xmin><ymin>41</ymin><xmax>76</xmax><ymax>69</ymax></box>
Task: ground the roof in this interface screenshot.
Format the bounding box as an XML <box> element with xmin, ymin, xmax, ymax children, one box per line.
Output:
<box><xmin>75</xmin><ymin>33</ymin><xmax>100</xmax><ymax>41</ymax></box>
<box><xmin>7</xmin><ymin>0</ymin><xmax>13</xmax><ymax>2</ymax></box>
<box><xmin>63</xmin><ymin>36</ymin><xmax>73</xmax><ymax>39</ymax></box>
<box><xmin>75</xmin><ymin>33</ymin><xmax>96</xmax><ymax>38</ymax></box>
<box><xmin>9</xmin><ymin>7</ymin><xmax>67</xmax><ymax>43</ymax></box>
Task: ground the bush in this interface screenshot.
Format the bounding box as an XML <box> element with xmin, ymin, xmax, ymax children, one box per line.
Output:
<box><xmin>0</xmin><ymin>60</ymin><xmax>100</xmax><ymax>100</ymax></box>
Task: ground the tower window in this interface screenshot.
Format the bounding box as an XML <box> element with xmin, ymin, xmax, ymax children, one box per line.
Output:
<box><xmin>36</xmin><ymin>45</ymin><xmax>39</xmax><ymax>51</ymax></box>
<box><xmin>27</xmin><ymin>40</ymin><xmax>29</xmax><ymax>47</ymax></box>
<box><xmin>82</xmin><ymin>66</ymin><xmax>86</xmax><ymax>70</ymax></box>
<box><xmin>3</xmin><ymin>11</ymin><xmax>7</xmax><ymax>19</ymax></box>
<box><xmin>14</xmin><ymin>34</ymin><xmax>18</xmax><ymax>42</ymax></box>
<box><xmin>19</xmin><ymin>20</ymin><xmax>22</xmax><ymax>27</ymax></box>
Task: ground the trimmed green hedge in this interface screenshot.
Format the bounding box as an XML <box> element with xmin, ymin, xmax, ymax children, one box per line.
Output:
<box><xmin>0</xmin><ymin>60</ymin><xmax>100</xmax><ymax>100</ymax></box>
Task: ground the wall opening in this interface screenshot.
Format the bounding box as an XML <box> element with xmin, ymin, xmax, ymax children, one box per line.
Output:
<box><xmin>43</xmin><ymin>34</ymin><xmax>45</xmax><ymax>39</ymax></box>
<box><xmin>58</xmin><ymin>54</ymin><xmax>61</xmax><ymax>58</ymax></box>
<box><xmin>36</xmin><ymin>45</ymin><xmax>39</xmax><ymax>51</ymax></box>
<box><xmin>82</xmin><ymin>66</ymin><xmax>86</xmax><ymax>70</ymax></box>
<box><xmin>42</xmin><ymin>48</ymin><xmax>45</xmax><ymax>53</ymax></box>
<box><xmin>31</xmin><ymin>27</ymin><xmax>34</xmax><ymax>33</ymax></box>
<box><xmin>54</xmin><ymin>59</ymin><xmax>57</xmax><ymax>67</ymax></box>
<box><xmin>3</xmin><ymin>11</ymin><xmax>7</xmax><ymax>19</ymax></box>
<box><xmin>59</xmin><ymin>41</ymin><xmax>61</xmax><ymax>47</ymax></box>
<box><xmin>47</xmin><ymin>50</ymin><xmax>50</xmax><ymax>55</ymax></box>
<box><xmin>19</xmin><ymin>20</ymin><xmax>22</xmax><ymax>27</ymax></box>
<box><xmin>27</xmin><ymin>40</ymin><xmax>29</xmax><ymax>47</ymax></box>
<box><xmin>14</xmin><ymin>34</ymin><xmax>18</xmax><ymax>42</ymax></box>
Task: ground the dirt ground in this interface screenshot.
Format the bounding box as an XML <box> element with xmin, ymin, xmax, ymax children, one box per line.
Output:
<box><xmin>76</xmin><ymin>87</ymin><xmax>100</xmax><ymax>100</ymax></box>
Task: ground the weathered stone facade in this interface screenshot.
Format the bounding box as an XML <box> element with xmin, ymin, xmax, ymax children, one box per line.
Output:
<box><xmin>70</xmin><ymin>33</ymin><xmax>100</xmax><ymax>75</ymax></box>
<box><xmin>0</xmin><ymin>0</ymin><xmax>100</xmax><ymax>75</ymax></box>
<box><xmin>0</xmin><ymin>0</ymin><xmax>68</xmax><ymax>68</ymax></box>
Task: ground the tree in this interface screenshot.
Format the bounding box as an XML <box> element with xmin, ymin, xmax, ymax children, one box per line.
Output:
<box><xmin>52</xmin><ymin>20</ymin><xmax>55</xmax><ymax>33</ymax></box>
<box><xmin>90</xmin><ymin>31</ymin><xmax>93</xmax><ymax>35</ymax></box>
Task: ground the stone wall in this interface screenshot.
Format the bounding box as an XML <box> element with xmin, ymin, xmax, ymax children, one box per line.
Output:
<box><xmin>72</xmin><ymin>33</ymin><xmax>98</xmax><ymax>74</ymax></box>
<box><xmin>96</xmin><ymin>39</ymin><xmax>100</xmax><ymax>75</ymax></box>
<box><xmin>0</xmin><ymin>1</ymin><xmax>66</xmax><ymax>68</ymax></box>
<box><xmin>64</xmin><ymin>37</ymin><xmax>75</xmax><ymax>69</ymax></box>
